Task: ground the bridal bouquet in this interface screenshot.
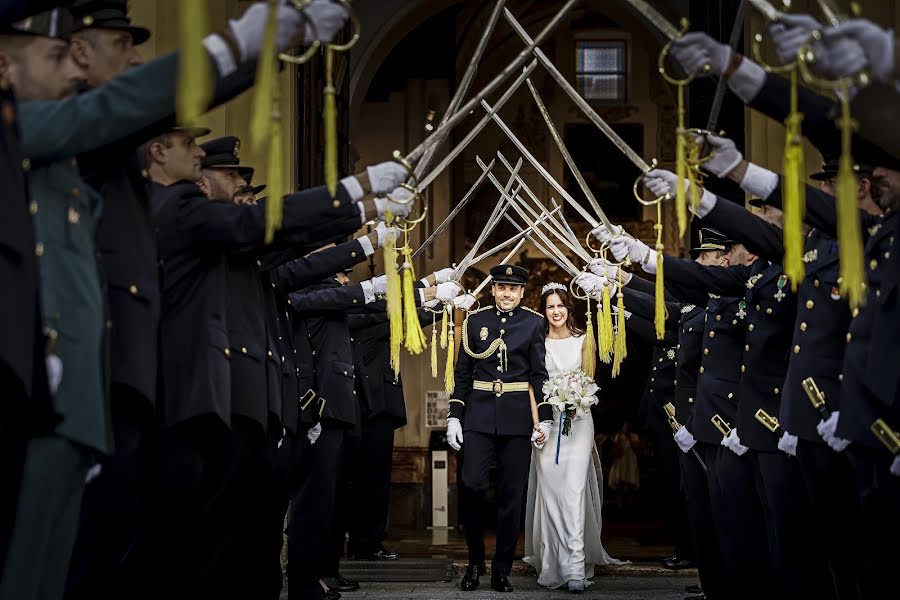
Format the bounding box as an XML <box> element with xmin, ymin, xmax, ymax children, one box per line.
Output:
<box><xmin>541</xmin><ymin>370</ymin><xmax>599</xmax><ymax>436</ymax></box>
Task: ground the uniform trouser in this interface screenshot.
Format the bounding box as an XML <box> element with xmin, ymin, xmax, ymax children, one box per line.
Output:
<box><xmin>0</xmin><ymin>435</ymin><xmax>92</xmax><ymax>600</ymax></box>
<box><xmin>848</xmin><ymin>445</ymin><xmax>900</xmax><ymax>598</ymax></box>
<box><xmin>0</xmin><ymin>378</ymin><xmax>27</xmax><ymax>578</ymax></box>
<box><xmin>64</xmin><ymin>389</ymin><xmax>152</xmax><ymax>600</ymax></box>
<box><xmin>348</xmin><ymin>415</ymin><xmax>397</xmax><ymax>557</ymax></box>
<box><xmin>217</xmin><ymin>415</ymin><xmax>290</xmax><ymax>600</ymax></box>
<box><xmin>713</xmin><ymin>444</ymin><xmax>771</xmax><ymax>600</ymax></box>
<box><xmin>288</xmin><ymin>423</ymin><xmax>353</xmax><ymax>597</ymax></box>
<box><xmin>678</xmin><ymin>445</ymin><xmax>727</xmax><ymax>600</ymax></box>
<box><xmin>749</xmin><ymin>449</ymin><xmax>834</xmax><ymax>600</ymax></box>
<box><xmin>796</xmin><ymin>439</ymin><xmax>864</xmax><ymax>600</ymax></box>
<box><xmin>121</xmin><ymin>415</ymin><xmax>234</xmax><ymax>600</ymax></box>
<box><xmin>648</xmin><ymin>429</ymin><xmax>692</xmax><ymax>560</ymax></box>
<box><xmin>460</xmin><ymin>432</ymin><xmax>531</xmax><ymax>575</ymax></box>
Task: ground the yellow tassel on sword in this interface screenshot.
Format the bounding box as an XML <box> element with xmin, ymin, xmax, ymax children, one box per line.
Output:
<box><xmin>612</xmin><ymin>275</ymin><xmax>628</xmax><ymax>377</ymax></box>
<box><xmin>444</xmin><ymin>316</ymin><xmax>455</xmax><ymax>394</ymax></box>
<box><xmin>430</xmin><ymin>311</ymin><xmax>438</xmax><ymax>378</ymax></box>
<box><xmin>176</xmin><ymin>1</ymin><xmax>211</xmax><ymax>127</ymax></box>
<box><xmin>401</xmin><ymin>249</ymin><xmax>427</xmax><ymax>354</ymax></box>
<box><xmin>323</xmin><ymin>48</ymin><xmax>338</xmax><ymax>198</ymax></box>
<box><xmin>598</xmin><ymin>283</ymin><xmax>613</xmax><ymax>364</ymax></box>
<box><xmin>582</xmin><ymin>296</ymin><xmax>597</xmax><ymax>379</ymax></box>
<box><xmin>385</xmin><ymin>215</ymin><xmax>403</xmax><ymax>376</ymax></box>
<box><xmin>835</xmin><ymin>92</ymin><xmax>866</xmax><ymax>309</ymax></box>
<box><xmin>782</xmin><ymin>68</ymin><xmax>806</xmax><ymax>290</ymax></box>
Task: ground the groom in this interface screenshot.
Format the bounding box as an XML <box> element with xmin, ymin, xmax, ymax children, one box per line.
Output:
<box><xmin>447</xmin><ymin>264</ymin><xmax>554</xmax><ymax>592</ymax></box>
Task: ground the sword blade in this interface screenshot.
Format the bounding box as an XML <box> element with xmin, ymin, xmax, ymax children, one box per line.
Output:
<box><xmin>748</xmin><ymin>0</ymin><xmax>783</xmax><ymax>22</ymax></box>
<box><xmin>505</xmin><ymin>215</ymin><xmax>579</xmax><ymax>278</ymax></box>
<box><xmin>482</xmin><ymin>98</ymin><xmax>600</xmax><ymax>228</ymax></box>
<box><xmin>411</xmin><ymin>158</ymin><xmax>496</xmax><ymax>260</ymax></box>
<box><xmin>619</xmin><ymin>0</ymin><xmax>682</xmax><ymax>41</ymax></box>
<box><xmin>471</xmin><ymin>237</ymin><xmax>528</xmax><ymax>297</ymax></box>
<box><xmin>815</xmin><ymin>0</ymin><xmax>846</xmax><ymax>27</ymax></box>
<box><xmin>416</xmin><ymin>60</ymin><xmax>537</xmax><ymax>191</ymax></box>
<box><xmin>470</xmin><ymin>206</ymin><xmax>561</xmax><ymax>264</ymax></box>
<box><xmin>404</xmin><ymin>0</ymin><xmax>579</xmax><ymax>164</ymax></box>
<box><xmin>704</xmin><ymin>0</ymin><xmax>749</xmax><ymax>137</ymax></box>
<box><xmin>504</xmin><ymin>10</ymin><xmax>653</xmax><ymax>174</ymax></box>
<box><xmin>691</xmin><ymin>448</ymin><xmax>708</xmax><ymax>471</ymax></box>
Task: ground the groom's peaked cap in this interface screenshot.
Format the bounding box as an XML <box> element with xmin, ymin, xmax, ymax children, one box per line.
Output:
<box><xmin>490</xmin><ymin>264</ymin><xmax>528</xmax><ymax>286</ymax></box>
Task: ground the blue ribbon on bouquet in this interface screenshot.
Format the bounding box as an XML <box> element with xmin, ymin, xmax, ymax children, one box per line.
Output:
<box><xmin>555</xmin><ymin>410</ymin><xmax>564</xmax><ymax>465</ymax></box>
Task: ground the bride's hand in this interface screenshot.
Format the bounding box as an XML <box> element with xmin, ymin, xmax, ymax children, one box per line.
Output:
<box><xmin>532</xmin><ymin>424</ymin><xmax>546</xmax><ymax>444</ymax></box>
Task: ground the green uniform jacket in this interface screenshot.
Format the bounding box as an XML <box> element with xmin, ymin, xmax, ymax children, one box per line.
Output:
<box><xmin>18</xmin><ymin>52</ymin><xmax>192</xmax><ymax>454</ymax></box>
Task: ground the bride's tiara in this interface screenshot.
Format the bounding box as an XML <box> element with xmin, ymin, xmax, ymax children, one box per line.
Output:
<box><xmin>541</xmin><ymin>282</ymin><xmax>567</xmax><ymax>295</ymax></box>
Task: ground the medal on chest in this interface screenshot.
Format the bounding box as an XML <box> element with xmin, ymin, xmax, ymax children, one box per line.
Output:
<box><xmin>479</xmin><ymin>327</ymin><xmax>489</xmax><ymax>341</ymax></box>
<box><xmin>774</xmin><ymin>274</ymin><xmax>787</xmax><ymax>302</ymax></box>
<box><xmin>737</xmin><ymin>299</ymin><xmax>747</xmax><ymax>319</ymax></box>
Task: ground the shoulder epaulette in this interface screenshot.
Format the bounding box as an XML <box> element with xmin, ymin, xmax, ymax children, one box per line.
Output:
<box><xmin>521</xmin><ymin>306</ymin><xmax>544</xmax><ymax>318</ymax></box>
<box><xmin>463</xmin><ymin>305</ymin><xmax>493</xmax><ymax>322</ymax></box>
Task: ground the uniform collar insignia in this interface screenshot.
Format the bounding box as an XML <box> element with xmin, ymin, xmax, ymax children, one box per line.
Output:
<box><xmin>868</xmin><ymin>224</ymin><xmax>882</xmax><ymax>236</ymax></box>
<box><xmin>746</xmin><ymin>273</ymin><xmax>764</xmax><ymax>289</ymax></box>
<box><xmin>680</xmin><ymin>304</ymin><xmax>696</xmax><ymax>313</ymax></box>
<box><xmin>803</xmin><ymin>249</ymin><xmax>818</xmax><ymax>263</ymax></box>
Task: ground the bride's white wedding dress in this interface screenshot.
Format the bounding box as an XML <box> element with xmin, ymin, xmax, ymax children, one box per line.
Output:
<box><xmin>523</xmin><ymin>335</ymin><xmax>628</xmax><ymax>589</ymax></box>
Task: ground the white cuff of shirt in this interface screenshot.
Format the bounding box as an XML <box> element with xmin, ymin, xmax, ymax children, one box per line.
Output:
<box><xmin>418</xmin><ymin>289</ymin><xmax>426</xmax><ymax>304</ymax></box>
<box><xmin>202</xmin><ymin>34</ymin><xmax>236</xmax><ymax>78</ymax></box>
<box><xmin>727</xmin><ymin>57</ymin><xmax>766</xmax><ymax>104</ymax></box>
<box><xmin>341</xmin><ymin>175</ymin><xmax>365</xmax><ymax>202</ymax></box>
<box><xmin>360</xmin><ymin>280</ymin><xmax>376</xmax><ymax>304</ymax></box>
<box><xmin>641</xmin><ymin>249</ymin><xmax>659</xmax><ymax>275</ymax></box>
<box><xmin>693</xmin><ymin>188</ymin><xmax>719</xmax><ymax>218</ymax></box>
<box><xmin>740</xmin><ymin>162</ymin><xmax>780</xmax><ymax>200</ymax></box>
<box><xmin>420</xmin><ymin>277</ymin><xmax>432</xmax><ymax>287</ymax></box>
<box><xmin>357</xmin><ymin>235</ymin><xmax>375</xmax><ymax>257</ymax></box>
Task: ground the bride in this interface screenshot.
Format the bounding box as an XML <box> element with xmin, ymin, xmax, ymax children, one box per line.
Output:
<box><xmin>523</xmin><ymin>283</ymin><xmax>628</xmax><ymax>593</ymax></box>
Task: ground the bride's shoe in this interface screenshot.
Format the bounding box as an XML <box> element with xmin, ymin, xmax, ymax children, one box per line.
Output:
<box><xmin>567</xmin><ymin>580</ymin><xmax>585</xmax><ymax>594</ymax></box>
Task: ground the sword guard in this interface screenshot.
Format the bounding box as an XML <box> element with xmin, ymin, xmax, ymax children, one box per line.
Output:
<box><xmin>657</xmin><ymin>19</ymin><xmax>705</xmax><ymax>86</ymax></box>
<box><xmin>633</xmin><ymin>168</ymin><xmax>669</xmax><ymax>207</ymax></box>
<box><xmin>323</xmin><ymin>0</ymin><xmax>361</xmax><ymax>53</ymax></box>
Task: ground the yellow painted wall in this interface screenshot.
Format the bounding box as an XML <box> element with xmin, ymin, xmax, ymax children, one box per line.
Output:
<box><xmin>129</xmin><ymin>0</ymin><xmax>297</xmax><ymax>191</ymax></box>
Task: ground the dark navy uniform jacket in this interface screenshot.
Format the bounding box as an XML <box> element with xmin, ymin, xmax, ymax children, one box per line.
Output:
<box><xmin>150</xmin><ymin>181</ymin><xmax>362</xmax><ymax>428</ymax></box>
<box><xmin>449</xmin><ymin>305</ymin><xmax>551</xmax><ymax>436</ymax></box>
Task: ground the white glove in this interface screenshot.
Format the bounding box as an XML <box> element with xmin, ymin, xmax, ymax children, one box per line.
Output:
<box><xmin>623</xmin><ymin>236</ymin><xmax>652</xmax><ymax>267</ymax></box>
<box><xmin>227</xmin><ymin>1</ymin><xmax>306</xmax><ymax>59</ymax></box>
<box><xmin>367</xmin><ymin>162</ymin><xmax>410</xmax><ymax>195</ymax></box>
<box><xmin>301</xmin><ymin>0</ymin><xmax>349</xmax><ymax>44</ymax></box>
<box><xmin>531</xmin><ymin>420</ymin><xmax>553</xmax><ymax>450</ymax></box>
<box><xmin>46</xmin><ymin>354</ymin><xmax>62</xmax><ymax>395</ymax></box>
<box><xmin>644</xmin><ymin>168</ymin><xmax>682</xmax><ymax>199</ymax></box>
<box><xmin>307</xmin><ymin>422</ymin><xmax>322</xmax><ymax>445</ymax></box>
<box><xmin>452</xmin><ymin>293</ymin><xmax>477</xmax><ymax>311</ymax></box>
<box><xmin>371</xmin><ymin>274</ymin><xmax>387</xmax><ymax>296</ymax></box>
<box><xmin>374</xmin><ymin>222</ymin><xmax>396</xmax><ymax>248</ymax></box>
<box><xmin>721</xmin><ymin>427</ymin><xmax>749</xmax><ymax>456</ymax></box>
<box><xmin>673</xmin><ymin>425</ymin><xmax>697</xmax><ymax>453</ymax></box>
<box><xmin>84</xmin><ymin>463</ymin><xmax>103</xmax><ymax>484</ymax></box>
<box><xmin>590</xmin><ymin>223</ymin><xmax>622</xmax><ymax>245</ymax></box>
<box><xmin>769</xmin><ymin>14</ymin><xmax>822</xmax><ymax>66</ymax></box>
<box><xmin>816</xmin><ymin>412</ymin><xmax>851</xmax><ymax>452</ymax></box>
<box><xmin>608</xmin><ymin>237</ymin><xmax>632</xmax><ymax>262</ymax></box>
<box><xmin>777</xmin><ymin>431</ymin><xmax>799</xmax><ymax>456</ymax></box>
<box><xmin>435</xmin><ymin>281</ymin><xmax>463</xmax><ymax>302</ymax></box>
<box><xmin>447</xmin><ymin>417</ymin><xmax>464</xmax><ymax>451</ymax></box>
<box><xmin>574</xmin><ymin>272</ymin><xmax>603</xmax><ymax>295</ymax></box>
<box><xmin>815</xmin><ymin>35</ymin><xmax>867</xmax><ymax>79</ymax></box>
<box><xmin>433</xmin><ymin>267</ymin><xmax>455</xmax><ymax>284</ymax></box>
<box><xmin>698</xmin><ymin>134</ymin><xmax>743</xmax><ymax>177</ymax></box>
<box><xmin>825</xmin><ymin>19</ymin><xmax>896</xmax><ymax>82</ymax></box>
<box><xmin>670</xmin><ymin>31</ymin><xmax>731</xmax><ymax>76</ymax></box>
<box><xmin>373</xmin><ymin>187</ymin><xmax>413</xmax><ymax>220</ymax></box>
<box><xmin>891</xmin><ymin>454</ymin><xmax>900</xmax><ymax>477</ymax></box>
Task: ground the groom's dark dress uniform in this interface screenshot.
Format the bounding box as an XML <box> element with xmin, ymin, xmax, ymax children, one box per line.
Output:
<box><xmin>448</xmin><ymin>265</ymin><xmax>552</xmax><ymax>586</ymax></box>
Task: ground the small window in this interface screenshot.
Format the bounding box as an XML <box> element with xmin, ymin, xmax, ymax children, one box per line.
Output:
<box><xmin>576</xmin><ymin>40</ymin><xmax>626</xmax><ymax>104</ymax></box>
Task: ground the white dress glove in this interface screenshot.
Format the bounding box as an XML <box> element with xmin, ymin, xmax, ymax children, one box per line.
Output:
<box><xmin>307</xmin><ymin>422</ymin><xmax>322</xmax><ymax>445</ymax></box>
<box><xmin>816</xmin><ymin>412</ymin><xmax>851</xmax><ymax>452</ymax></box>
<box><xmin>670</xmin><ymin>31</ymin><xmax>731</xmax><ymax>76</ymax></box>
<box><xmin>769</xmin><ymin>14</ymin><xmax>823</xmax><ymax>66</ymax></box>
<box><xmin>698</xmin><ymin>134</ymin><xmax>743</xmax><ymax>178</ymax></box>
<box><xmin>374</xmin><ymin>187</ymin><xmax>413</xmax><ymax>220</ymax></box>
<box><xmin>302</xmin><ymin>0</ymin><xmax>350</xmax><ymax>44</ymax></box>
<box><xmin>608</xmin><ymin>237</ymin><xmax>632</xmax><ymax>263</ymax></box>
<box><xmin>374</xmin><ymin>222</ymin><xmax>396</xmax><ymax>248</ymax></box>
<box><xmin>891</xmin><ymin>455</ymin><xmax>900</xmax><ymax>477</ymax></box>
<box><xmin>673</xmin><ymin>425</ymin><xmax>697</xmax><ymax>453</ymax></box>
<box><xmin>433</xmin><ymin>267</ymin><xmax>455</xmax><ymax>284</ymax></box>
<box><xmin>45</xmin><ymin>354</ymin><xmax>62</xmax><ymax>395</ymax></box>
<box><xmin>590</xmin><ymin>223</ymin><xmax>623</xmax><ymax>245</ymax></box>
<box><xmin>825</xmin><ymin>19</ymin><xmax>896</xmax><ymax>82</ymax></box>
<box><xmin>452</xmin><ymin>293</ymin><xmax>477</xmax><ymax>311</ymax></box>
<box><xmin>777</xmin><ymin>431</ymin><xmax>799</xmax><ymax>456</ymax></box>
<box><xmin>371</xmin><ymin>274</ymin><xmax>387</xmax><ymax>296</ymax></box>
<box><xmin>531</xmin><ymin>420</ymin><xmax>553</xmax><ymax>450</ymax></box>
<box><xmin>435</xmin><ymin>281</ymin><xmax>463</xmax><ymax>302</ymax></box>
<box><xmin>367</xmin><ymin>162</ymin><xmax>410</xmax><ymax>195</ymax></box>
<box><xmin>227</xmin><ymin>1</ymin><xmax>306</xmax><ymax>59</ymax></box>
<box><xmin>574</xmin><ymin>272</ymin><xmax>603</xmax><ymax>295</ymax></box>
<box><xmin>84</xmin><ymin>463</ymin><xmax>103</xmax><ymax>484</ymax></box>
<box><xmin>721</xmin><ymin>427</ymin><xmax>749</xmax><ymax>456</ymax></box>
<box><xmin>447</xmin><ymin>417</ymin><xmax>464</xmax><ymax>451</ymax></box>
<box><xmin>644</xmin><ymin>168</ymin><xmax>682</xmax><ymax>199</ymax></box>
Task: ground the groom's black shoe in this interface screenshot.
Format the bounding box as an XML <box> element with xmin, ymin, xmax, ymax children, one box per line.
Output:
<box><xmin>460</xmin><ymin>564</ymin><xmax>485</xmax><ymax>591</ymax></box>
<box><xmin>490</xmin><ymin>573</ymin><xmax>514</xmax><ymax>592</ymax></box>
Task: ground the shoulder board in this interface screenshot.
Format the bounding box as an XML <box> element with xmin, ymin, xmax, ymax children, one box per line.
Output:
<box><xmin>521</xmin><ymin>306</ymin><xmax>544</xmax><ymax>318</ymax></box>
<box><xmin>463</xmin><ymin>305</ymin><xmax>493</xmax><ymax>321</ymax></box>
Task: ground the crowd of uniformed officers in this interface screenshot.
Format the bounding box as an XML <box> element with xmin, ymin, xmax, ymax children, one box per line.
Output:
<box><xmin>0</xmin><ymin>2</ymin><xmax>472</xmax><ymax>600</ymax></box>
<box><xmin>572</xmin><ymin>15</ymin><xmax>900</xmax><ymax>600</ymax></box>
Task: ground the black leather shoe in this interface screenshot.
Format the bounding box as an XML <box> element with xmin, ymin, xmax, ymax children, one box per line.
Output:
<box><xmin>460</xmin><ymin>564</ymin><xmax>485</xmax><ymax>591</ymax></box>
<box><xmin>657</xmin><ymin>553</ymin><xmax>678</xmax><ymax>564</ymax></box>
<box><xmin>685</xmin><ymin>584</ymin><xmax>702</xmax><ymax>593</ymax></box>
<box><xmin>663</xmin><ymin>557</ymin><xmax>694</xmax><ymax>569</ymax></box>
<box><xmin>490</xmin><ymin>573</ymin><xmax>514</xmax><ymax>592</ymax></box>
<box><xmin>683</xmin><ymin>595</ymin><xmax>705</xmax><ymax>600</ymax></box>
<box><xmin>353</xmin><ymin>547</ymin><xmax>399</xmax><ymax>560</ymax></box>
<box><xmin>322</xmin><ymin>575</ymin><xmax>359</xmax><ymax>592</ymax></box>
<box><xmin>297</xmin><ymin>580</ymin><xmax>341</xmax><ymax>600</ymax></box>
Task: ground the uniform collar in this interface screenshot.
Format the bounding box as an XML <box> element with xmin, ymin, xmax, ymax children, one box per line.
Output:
<box><xmin>494</xmin><ymin>305</ymin><xmax>518</xmax><ymax>317</ymax></box>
